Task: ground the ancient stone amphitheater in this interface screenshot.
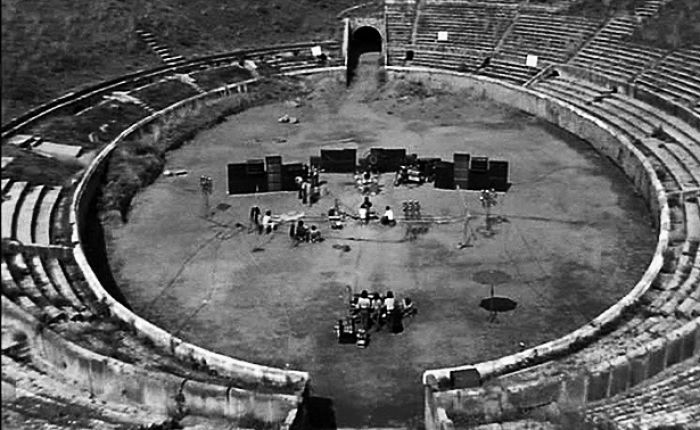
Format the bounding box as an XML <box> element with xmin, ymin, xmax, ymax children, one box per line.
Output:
<box><xmin>1</xmin><ymin>0</ymin><xmax>698</xmax><ymax>429</ymax></box>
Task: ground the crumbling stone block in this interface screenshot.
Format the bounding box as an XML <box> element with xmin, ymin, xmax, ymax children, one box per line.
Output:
<box><xmin>608</xmin><ymin>358</ymin><xmax>629</xmax><ymax>396</ymax></box>
<box><xmin>586</xmin><ymin>369</ymin><xmax>609</xmax><ymax>402</ymax></box>
<box><xmin>647</xmin><ymin>343</ymin><xmax>666</xmax><ymax>377</ymax></box>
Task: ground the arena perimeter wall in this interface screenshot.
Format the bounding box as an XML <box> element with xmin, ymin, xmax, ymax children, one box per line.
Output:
<box><xmin>58</xmin><ymin>68</ymin><xmax>339</xmax><ymax>422</ymax></box>
<box><xmin>1</xmin><ymin>297</ymin><xmax>300</xmax><ymax>422</ymax></box>
<box><xmin>383</xmin><ymin>67</ymin><xmax>680</xmax><ymax>428</ymax></box>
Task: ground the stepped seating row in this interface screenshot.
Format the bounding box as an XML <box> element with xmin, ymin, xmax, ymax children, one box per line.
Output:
<box><xmin>2</xmin><ymin>253</ymin><xmax>93</xmax><ymax>324</ymax></box>
<box><xmin>190</xmin><ymin>64</ymin><xmax>253</xmax><ymax>92</ymax></box>
<box><xmin>386</xmin><ymin>4</ymin><xmax>417</xmax><ymax>45</ymax></box>
<box><xmin>637</xmin><ymin>45</ymin><xmax>700</xmax><ymax>113</ymax></box>
<box><xmin>131</xmin><ymin>78</ymin><xmax>201</xmax><ymax>112</ymax></box>
<box><xmin>399</xmin><ymin>48</ymin><xmax>537</xmax><ymax>85</ymax></box>
<box><xmin>477</xmin><ymin>58</ymin><xmax>538</xmax><ymax>85</ymax></box>
<box><xmin>415</xmin><ymin>5</ymin><xmax>515</xmax><ymax>52</ymax></box>
<box><xmin>570</xmin><ymin>16</ymin><xmax>666</xmax><ymax>83</ymax></box>
<box><xmin>480</xmin><ymin>77</ymin><xmax>700</xmax><ymax>394</ymax></box>
<box><xmin>264</xmin><ymin>53</ymin><xmax>343</xmax><ymax>74</ymax></box>
<box><xmin>498</xmin><ymin>12</ymin><xmax>601</xmax><ymax>64</ymax></box>
<box><xmin>1</xmin><ymin>249</ymin><xmax>252</xmax><ymax>389</ymax></box>
<box><xmin>1</xmin><ymin>180</ymin><xmax>63</xmax><ymax>246</ymax></box>
<box><xmin>585</xmin><ymin>358</ymin><xmax>700</xmax><ymax>428</ymax></box>
<box><xmin>534</xmin><ymin>78</ymin><xmax>700</xmax><ymax>167</ymax></box>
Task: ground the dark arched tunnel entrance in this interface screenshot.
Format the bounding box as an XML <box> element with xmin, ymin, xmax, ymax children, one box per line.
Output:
<box><xmin>347</xmin><ymin>26</ymin><xmax>383</xmax><ymax>84</ymax></box>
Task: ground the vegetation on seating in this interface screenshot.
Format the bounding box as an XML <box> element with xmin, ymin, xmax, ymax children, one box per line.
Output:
<box><xmin>192</xmin><ymin>66</ymin><xmax>253</xmax><ymax>91</ymax></box>
<box><xmin>566</xmin><ymin>0</ymin><xmax>650</xmax><ymax>17</ymax></box>
<box><xmin>0</xmin><ymin>145</ymin><xmax>82</xmax><ymax>186</ymax></box>
<box><xmin>632</xmin><ymin>0</ymin><xmax>700</xmax><ymax>48</ymax></box>
<box><xmin>1</xmin><ymin>0</ymin><xmax>356</xmax><ymax>123</ymax></box>
<box><xmin>100</xmin><ymin>77</ymin><xmax>304</xmax><ymax>222</ymax></box>
<box><xmin>31</xmin><ymin>102</ymin><xmax>150</xmax><ymax>150</ymax></box>
<box><xmin>132</xmin><ymin>79</ymin><xmax>200</xmax><ymax>111</ymax></box>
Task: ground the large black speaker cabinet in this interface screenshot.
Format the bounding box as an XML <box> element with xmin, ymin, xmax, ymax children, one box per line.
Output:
<box><xmin>488</xmin><ymin>160</ymin><xmax>510</xmax><ymax>192</ymax></box>
<box><xmin>248</xmin><ymin>172</ymin><xmax>268</xmax><ymax>193</ymax></box>
<box><xmin>282</xmin><ymin>163</ymin><xmax>305</xmax><ymax>191</ymax></box>
<box><xmin>228</xmin><ymin>163</ymin><xmax>255</xmax><ymax>194</ymax></box>
<box><xmin>468</xmin><ymin>170</ymin><xmax>490</xmax><ymax>191</ymax></box>
<box><xmin>321</xmin><ymin>149</ymin><xmax>356</xmax><ymax>173</ymax></box>
<box><xmin>470</xmin><ymin>156</ymin><xmax>489</xmax><ymax>172</ymax></box>
<box><xmin>369</xmin><ymin>148</ymin><xmax>407</xmax><ymax>172</ymax></box>
<box><xmin>309</xmin><ymin>155</ymin><xmax>321</xmax><ymax>170</ymax></box>
<box><xmin>265</xmin><ymin>156</ymin><xmax>282</xmax><ymax>192</ymax></box>
<box><xmin>453</xmin><ymin>153</ymin><xmax>470</xmax><ymax>189</ymax></box>
<box><xmin>434</xmin><ymin>161</ymin><xmax>455</xmax><ymax>190</ymax></box>
<box><xmin>246</xmin><ymin>159</ymin><xmax>265</xmax><ymax>175</ymax></box>
<box><xmin>418</xmin><ymin>157</ymin><xmax>442</xmax><ymax>181</ymax></box>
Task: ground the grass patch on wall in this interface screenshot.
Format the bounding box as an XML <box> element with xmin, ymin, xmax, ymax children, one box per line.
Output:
<box><xmin>132</xmin><ymin>79</ymin><xmax>200</xmax><ymax>111</ymax></box>
<box><xmin>99</xmin><ymin>77</ymin><xmax>304</xmax><ymax>222</ymax></box>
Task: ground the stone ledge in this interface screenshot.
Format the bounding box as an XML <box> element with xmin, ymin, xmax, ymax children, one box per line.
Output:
<box><xmin>69</xmin><ymin>78</ymin><xmax>309</xmax><ymax>389</ymax></box>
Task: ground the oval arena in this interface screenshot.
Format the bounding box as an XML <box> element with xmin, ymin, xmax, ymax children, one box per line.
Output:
<box><xmin>2</xmin><ymin>1</ymin><xmax>699</xmax><ymax>429</ymax></box>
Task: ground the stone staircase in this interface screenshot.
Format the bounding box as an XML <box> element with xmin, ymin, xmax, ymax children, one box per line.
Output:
<box><xmin>135</xmin><ymin>28</ymin><xmax>184</xmax><ymax>65</ymax></box>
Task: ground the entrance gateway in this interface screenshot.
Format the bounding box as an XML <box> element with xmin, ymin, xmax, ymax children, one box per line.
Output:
<box><xmin>344</xmin><ymin>18</ymin><xmax>385</xmax><ymax>82</ymax></box>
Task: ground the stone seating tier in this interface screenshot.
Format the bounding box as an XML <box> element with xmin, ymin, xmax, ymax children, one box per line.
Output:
<box><xmin>1</xmin><ymin>181</ymin><xmax>27</xmax><ymax>240</ymax></box>
<box><xmin>2</xmin><ymin>257</ymin><xmax>67</xmax><ymax>324</ymax></box>
<box><xmin>500</xmin><ymin>13</ymin><xmax>601</xmax><ymax>64</ymax></box>
<box><xmin>34</xmin><ymin>187</ymin><xmax>61</xmax><ymax>246</ymax></box>
<box><xmin>545</xmin><ymin>78</ymin><xmax>700</xmax><ymax>161</ymax></box>
<box><xmin>15</xmin><ymin>185</ymin><xmax>43</xmax><ymax>244</ymax></box>
<box><xmin>533</xmin><ymin>79</ymin><xmax>700</xmax><ymax>186</ymax></box>
<box><xmin>386</xmin><ymin>5</ymin><xmax>417</xmax><ymax>45</ymax></box>
<box><xmin>585</xmin><ymin>358</ymin><xmax>700</xmax><ymax>428</ymax></box>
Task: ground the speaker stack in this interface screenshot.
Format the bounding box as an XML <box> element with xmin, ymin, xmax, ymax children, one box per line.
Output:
<box><xmin>418</xmin><ymin>157</ymin><xmax>442</xmax><ymax>181</ymax></box>
<box><xmin>309</xmin><ymin>155</ymin><xmax>321</xmax><ymax>171</ymax></box>
<box><xmin>282</xmin><ymin>162</ymin><xmax>305</xmax><ymax>191</ymax></box>
<box><xmin>369</xmin><ymin>148</ymin><xmax>407</xmax><ymax>172</ymax></box>
<box><xmin>488</xmin><ymin>160</ymin><xmax>510</xmax><ymax>192</ymax></box>
<box><xmin>453</xmin><ymin>153</ymin><xmax>470</xmax><ymax>190</ymax></box>
<box><xmin>468</xmin><ymin>156</ymin><xmax>490</xmax><ymax>190</ymax></box>
<box><xmin>265</xmin><ymin>155</ymin><xmax>282</xmax><ymax>192</ymax></box>
<box><xmin>227</xmin><ymin>163</ymin><xmax>253</xmax><ymax>194</ymax></box>
<box><xmin>321</xmin><ymin>148</ymin><xmax>356</xmax><ymax>173</ymax></box>
<box><xmin>434</xmin><ymin>161</ymin><xmax>455</xmax><ymax>189</ymax></box>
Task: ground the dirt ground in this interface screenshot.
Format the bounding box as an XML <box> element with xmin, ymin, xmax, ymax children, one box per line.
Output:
<box><xmin>108</xmin><ymin>54</ymin><xmax>656</xmax><ymax>427</ymax></box>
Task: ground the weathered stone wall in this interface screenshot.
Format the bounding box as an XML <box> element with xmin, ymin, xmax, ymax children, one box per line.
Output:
<box><xmin>70</xmin><ymin>78</ymin><xmax>312</xmax><ymax>389</ymax></box>
<box><xmin>1</xmin><ymin>297</ymin><xmax>299</xmax><ymax>421</ymax></box>
<box><xmin>384</xmin><ymin>67</ymin><xmax>675</xmax><ymax>430</ymax></box>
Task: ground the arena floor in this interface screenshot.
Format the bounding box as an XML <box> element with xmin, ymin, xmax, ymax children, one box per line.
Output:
<box><xmin>107</xmin><ymin>57</ymin><xmax>656</xmax><ymax>427</ymax></box>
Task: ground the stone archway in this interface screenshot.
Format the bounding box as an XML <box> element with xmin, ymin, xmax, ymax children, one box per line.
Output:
<box><xmin>346</xmin><ymin>24</ymin><xmax>384</xmax><ymax>84</ymax></box>
<box><xmin>351</xmin><ymin>25</ymin><xmax>383</xmax><ymax>56</ymax></box>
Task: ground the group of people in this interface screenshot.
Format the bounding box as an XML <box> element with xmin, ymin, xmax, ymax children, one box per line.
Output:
<box><xmin>354</xmin><ymin>290</ymin><xmax>415</xmax><ymax>334</ymax></box>
<box><xmin>355</xmin><ymin>169</ymin><xmax>379</xmax><ymax>195</ymax></box>
<box><xmin>289</xmin><ymin>219</ymin><xmax>322</xmax><ymax>243</ymax></box>
<box><xmin>394</xmin><ymin>163</ymin><xmax>423</xmax><ymax>186</ymax></box>
<box><xmin>250</xmin><ymin>206</ymin><xmax>277</xmax><ymax>234</ymax></box>
<box><xmin>358</xmin><ymin>196</ymin><xmax>396</xmax><ymax>226</ymax></box>
<box><xmin>295</xmin><ymin>165</ymin><xmax>321</xmax><ymax>206</ymax></box>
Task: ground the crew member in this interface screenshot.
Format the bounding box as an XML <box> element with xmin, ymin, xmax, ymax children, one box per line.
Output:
<box><xmin>381</xmin><ymin>205</ymin><xmax>396</xmax><ymax>226</ymax></box>
<box><xmin>301</xmin><ymin>179</ymin><xmax>310</xmax><ymax>205</ymax></box>
<box><xmin>295</xmin><ymin>220</ymin><xmax>309</xmax><ymax>242</ymax></box>
<box><xmin>356</xmin><ymin>290</ymin><xmax>371</xmax><ymax>330</ymax></box>
<box><xmin>250</xmin><ymin>206</ymin><xmax>262</xmax><ymax>233</ymax></box>
<box><xmin>359</xmin><ymin>196</ymin><xmax>372</xmax><ymax>224</ymax></box>
<box><xmin>309</xmin><ymin>225</ymin><xmax>321</xmax><ymax>243</ymax></box>
<box><xmin>328</xmin><ymin>206</ymin><xmax>343</xmax><ymax>229</ymax></box>
<box><xmin>262</xmin><ymin>210</ymin><xmax>275</xmax><ymax>234</ymax></box>
<box><xmin>371</xmin><ymin>293</ymin><xmax>384</xmax><ymax>328</ymax></box>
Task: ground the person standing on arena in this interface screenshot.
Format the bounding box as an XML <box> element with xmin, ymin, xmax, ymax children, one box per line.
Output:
<box><xmin>356</xmin><ymin>290</ymin><xmax>371</xmax><ymax>330</ymax></box>
<box><xmin>360</xmin><ymin>196</ymin><xmax>373</xmax><ymax>224</ymax></box>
